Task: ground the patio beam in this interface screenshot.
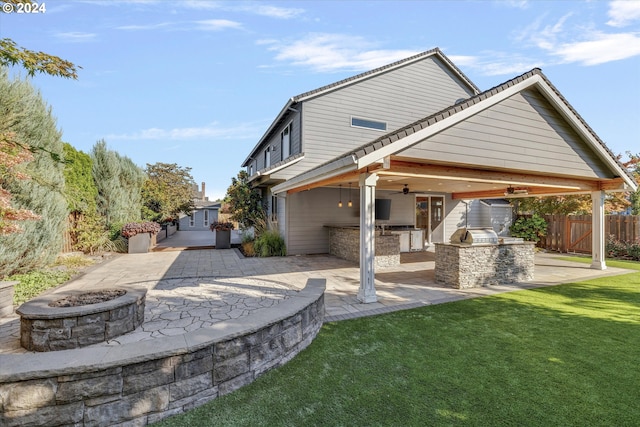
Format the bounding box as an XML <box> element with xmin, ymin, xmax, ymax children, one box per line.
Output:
<box><xmin>383</xmin><ymin>160</ymin><xmax>598</xmax><ymax>191</ymax></box>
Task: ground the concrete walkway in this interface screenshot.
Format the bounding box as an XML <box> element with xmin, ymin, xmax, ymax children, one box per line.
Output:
<box><xmin>0</xmin><ymin>232</ymin><xmax>635</xmax><ymax>355</ymax></box>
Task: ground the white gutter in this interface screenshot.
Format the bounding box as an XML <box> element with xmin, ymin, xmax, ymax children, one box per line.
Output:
<box><xmin>257</xmin><ymin>155</ymin><xmax>304</xmax><ymax>177</ymax></box>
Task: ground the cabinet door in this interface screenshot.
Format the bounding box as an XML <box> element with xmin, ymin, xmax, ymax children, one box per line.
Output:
<box><xmin>397</xmin><ymin>232</ymin><xmax>410</xmax><ymax>252</ymax></box>
<box><xmin>410</xmin><ymin>230</ymin><xmax>424</xmax><ymax>251</ymax></box>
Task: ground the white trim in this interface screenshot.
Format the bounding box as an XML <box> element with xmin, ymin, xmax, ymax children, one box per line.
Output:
<box><xmin>272</xmin><ymin>155</ymin><xmax>357</xmax><ymax>194</ymax></box>
<box><xmin>350</xmin><ymin>116</ymin><xmax>387</xmax><ymax>132</ymax></box>
<box><xmin>257</xmin><ymin>154</ymin><xmax>305</xmax><ymax>177</ymax></box>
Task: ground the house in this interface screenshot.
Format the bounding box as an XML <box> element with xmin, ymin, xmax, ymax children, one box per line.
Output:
<box><xmin>177</xmin><ymin>182</ymin><xmax>220</xmax><ymax>231</ymax></box>
<box><xmin>178</xmin><ymin>200</ymin><xmax>220</xmax><ymax>231</ymax></box>
<box><xmin>242</xmin><ymin>47</ymin><xmax>637</xmax><ymax>301</ymax></box>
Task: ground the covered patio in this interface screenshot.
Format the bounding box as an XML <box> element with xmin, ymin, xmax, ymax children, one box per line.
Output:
<box><xmin>271</xmin><ymin>69</ymin><xmax>638</xmax><ymax>303</ymax></box>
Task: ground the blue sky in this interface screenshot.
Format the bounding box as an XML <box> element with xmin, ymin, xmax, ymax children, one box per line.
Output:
<box><xmin>1</xmin><ymin>0</ymin><xmax>639</xmax><ymax>200</ymax></box>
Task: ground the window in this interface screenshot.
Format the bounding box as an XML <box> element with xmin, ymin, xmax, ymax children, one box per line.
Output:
<box><xmin>280</xmin><ymin>122</ymin><xmax>292</xmax><ymax>160</ymax></box>
<box><xmin>248</xmin><ymin>164</ymin><xmax>253</xmax><ymax>176</ymax></box>
<box><xmin>264</xmin><ymin>147</ymin><xmax>271</xmax><ymax>168</ymax></box>
<box><xmin>203</xmin><ymin>210</ymin><xmax>209</xmax><ymax>227</ymax></box>
<box><xmin>351</xmin><ymin>116</ymin><xmax>387</xmax><ymax>131</ymax></box>
<box><xmin>189</xmin><ymin>212</ymin><xmax>195</xmax><ymax>227</ymax></box>
<box><xmin>271</xmin><ymin>195</ymin><xmax>278</xmax><ymax>223</ymax></box>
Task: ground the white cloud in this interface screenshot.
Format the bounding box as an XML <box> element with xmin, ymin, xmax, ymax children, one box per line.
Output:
<box><xmin>55</xmin><ymin>32</ymin><xmax>98</xmax><ymax>42</ymax></box>
<box><xmin>554</xmin><ymin>32</ymin><xmax>640</xmax><ymax>65</ymax></box>
<box><xmin>116</xmin><ymin>22</ymin><xmax>174</xmax><ymax>31</ymax></box>
<box><xmin>500</xmin><ymin>0</ymin><xmax>529</xmax><ymax>10</ymax></box>
<box><xmin>106</xmin><ymin>121</ymin><xmax>265</xmax><ymax>141</ymax></box>
<box><xmin>449</xmin><ymin>53</ymin><xmax>542</xmax><ymax>76</ymax></box>
<box><xmin>607</xmin><ymin>0</ymin><xmax>640</xmax><ymax>27</ymax></box>
<box><xmin>195</xmin><ymin>19</ymin><xmax>243</xmax><ymax>31</ymax></box>
<box><xmin>182</xmin><ymin>0</ymin><xmax>221</xmax><ymax>10</ymax></box>
<box><xmin>514</xmin><ymin>11</ymin><xmax>640</xmax><ymax>66</ymax></box>
<box><xmin>248</xmin><ymin>5</ymin><xmax>304</xmax><ymax>19</ymax></box>
<box><xmin>265</xmin><ymin>34</ymin><xmax>420</xmax><ymax>73</ymax></box>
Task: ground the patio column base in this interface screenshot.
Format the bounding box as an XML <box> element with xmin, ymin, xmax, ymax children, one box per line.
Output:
<box><xmin>357</xmin><ymin>288</ymin><xmax>377</xmax><ymax>304</ymax></box>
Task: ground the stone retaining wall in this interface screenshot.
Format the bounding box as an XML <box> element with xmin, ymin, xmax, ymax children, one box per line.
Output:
<box><xmin>435</xmin><ymin>242</ymin><xmax>535</xmax><ymax>288</ymax></box>
<box><xmin>0</xmin><ymin>279</ymin><xmax>325</xmax><ymax>426</ymax></box>
<box><xmin>328</xmin><ymin>227</ymin><xmax>400</xmax><ymax>267</ymax></box>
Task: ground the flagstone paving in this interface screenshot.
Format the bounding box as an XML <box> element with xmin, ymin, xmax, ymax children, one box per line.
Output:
<box><xmin>0</xmin><ymin>231</ymin><xmax>634</xmax><ymax>355</ymax></box>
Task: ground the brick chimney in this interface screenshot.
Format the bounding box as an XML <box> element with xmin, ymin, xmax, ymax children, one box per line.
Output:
<box><xmin>201</xmin><ymin>182</ymin><xmax>206</xmax><ymax>201</ymax></box>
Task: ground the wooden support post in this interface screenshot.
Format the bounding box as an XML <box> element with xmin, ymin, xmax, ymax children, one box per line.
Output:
<box><xmin>591</xmin><ymin>190</ymin><xmax>606</xmax><ymax>270</ymax></box>
<box><xmin>358</xmin><ymin>172</ymin><xmax>378</xmax><ymax>303</ymax></box>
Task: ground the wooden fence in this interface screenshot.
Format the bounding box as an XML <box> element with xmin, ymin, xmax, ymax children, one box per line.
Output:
<box><xmin>541</xmin><ymin>214</ymin><xmax>640</xmax><ymax>253</ymax></box>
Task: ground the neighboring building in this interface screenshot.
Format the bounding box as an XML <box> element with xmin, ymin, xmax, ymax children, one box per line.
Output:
<box><xmin>178</xmin><ymin>182</ymin><xmax>219</xmax><ymax>231</ymax></box>
<box><xmin>241</xmin><ymin>47</ymin><xmax>637</xmax><ymax>300</ymax></box>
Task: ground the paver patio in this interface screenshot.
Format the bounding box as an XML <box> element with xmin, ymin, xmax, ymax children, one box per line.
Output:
<box><xmin>0</xmin><ymin>231</ymin><xmax>634</xmax><ymax>356</ymax></box>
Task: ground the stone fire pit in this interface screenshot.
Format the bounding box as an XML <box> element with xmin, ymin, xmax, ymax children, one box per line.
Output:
<box><xmin>16</xmin><ymin>286</ymin><xmax>146</xmax><ymax>352</ymax></box>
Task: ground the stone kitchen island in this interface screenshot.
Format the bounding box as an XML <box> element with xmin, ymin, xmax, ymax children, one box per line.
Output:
<box><xmin>325</xmin><ymin>225</ymin><xmax>400</xmax><ymax>267</ymax></box>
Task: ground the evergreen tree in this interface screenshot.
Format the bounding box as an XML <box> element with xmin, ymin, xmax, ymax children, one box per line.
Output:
<box><xmin>91</xmin><ymin>140</ymin><xmax>145</xmax><ymax>227</ymax></box>
<box><xmin>0</xmin><ymin>70</ymin><xmax>67</xmax><ymax>277</ymax></box>
<box><xmin>63</xmin><ymin>143</ymin><xmax>97</xmax><ymax>215</ymax></box>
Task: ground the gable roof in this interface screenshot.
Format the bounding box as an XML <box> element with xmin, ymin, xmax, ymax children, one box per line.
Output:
<box><xmin>291</xmin><ymin>47</ymin><xmax>480</xmax><ymax>103</ymax></box>
<box><xmin>242</xmin><ymin>47</ymin><xmax>479</xmax><ymax>167</ymax></box>
<box><xmin>272</xmin><ymin>68</ymin><xmax>637</xmax><ymax>194</ymax></box>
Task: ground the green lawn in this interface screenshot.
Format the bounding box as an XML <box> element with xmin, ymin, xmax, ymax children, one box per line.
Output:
<box><xmin>156</xmin><ymin>266</ymin><xmax>640</xmax><ymax>427</ymax></box>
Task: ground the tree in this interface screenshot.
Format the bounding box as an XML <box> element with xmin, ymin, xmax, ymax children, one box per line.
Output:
<box><xmin>91</xmin><ymin>140</ymin><xmax>145</xmax><ymax>228</ymax></box>
<box><xmin>0</xmin><ymin>0</ymin><xmax>79</xmax><ymax>79</ymax></box>
<box><xmin>622</xmin><ymin>152</ymin><xmax>640</xmax><ymax>215</ymax></box>
<box><xmin>0</xmin><ymin>8</ymin><xmax>79</xmax><ymax>241</ymax></box>
<box><xmin>0</xmin><ymin>70</ymin><xmax>67</xmax><ymax>277</ymax></box>
<box><xmin>141</xmin><ymin>162</ymin><xmax>195</xmax><ymax>223</ymax></box>
<box><xmin>224</xmin><ymin>170</ymin><xmax>266</xmax><ymax>234</ymax></box>
<box><xmin>63</xmin><ymin>143</ymin><xmax>97</xmax><ymax>215</ymax></box>
<box><xmin>0</xmin><ymin>132</ymin><xmax>40</xmax><ymax>235</ymax></box>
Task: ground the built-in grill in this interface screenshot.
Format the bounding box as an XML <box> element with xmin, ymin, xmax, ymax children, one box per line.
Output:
<box><xmin>450</xmin><ymin>227</ymin><xmax>499</xmax><ymax>245</ymax></box>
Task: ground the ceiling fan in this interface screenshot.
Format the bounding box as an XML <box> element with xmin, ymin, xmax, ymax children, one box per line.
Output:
<box><xmin>392</xmin><ymin>184</ymin><xmax>419</xmax><ymax>195</ymax></box>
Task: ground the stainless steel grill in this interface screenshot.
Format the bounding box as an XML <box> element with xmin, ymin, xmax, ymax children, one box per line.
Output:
<box><xmin>450</xmin><ymin>227</ymin><xmax>499</xmax><ymax>245</ymax></box>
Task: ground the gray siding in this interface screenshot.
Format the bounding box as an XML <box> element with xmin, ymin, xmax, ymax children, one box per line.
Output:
<box><xmin>400</xmin><ymin>88</ymin><xmax>612</xmax><ymax>178</ymax></box>
<box><xmin>178</xmin><ymin>208</ymin><xmax>218</xmax><ymax>231</ymax></box>
<box><xmin>274</xmin><ymin>56</ymin><xmax>474</xmax><ymax>181</ymax></box>
<box><xmin>286</xmin><ymin>188</ymin><xmax>416</xmax><ymax>255</ymax></box>
<box><xmin>256</xmin><ymin>110</ymin><xmax>302</xmax><ymax>171</ymax></box>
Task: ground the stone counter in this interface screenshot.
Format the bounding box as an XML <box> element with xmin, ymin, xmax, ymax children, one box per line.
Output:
<box><xmin>435</xmin><ymin>242</ymin><xmax>535</xmax><ymax>289</ymax></box>
<box><xmin>326</xmin><ymin>226</ymin><xmax>400</xmax><ymax>267</ymax></box>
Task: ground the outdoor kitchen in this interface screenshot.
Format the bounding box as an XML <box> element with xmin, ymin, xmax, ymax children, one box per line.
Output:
<box><xmin>434</xmin><ymin>227</ymin><xmax>535</xmax><ymax>289</ymax></box>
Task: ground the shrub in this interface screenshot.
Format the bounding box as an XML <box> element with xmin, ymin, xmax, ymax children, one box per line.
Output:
<box><xmin>241</xmin><ymin>241</ymin><xmax>256</xmax><ymax>257</ymax></box>
<box><xmin>121</xmin><ymin>221</ymin><xmax>161</xmax><ymax>238</ymax></box>
<box><xmin>510</xmin><ymin>214</ymin><xmax>548</xmax><ymax>243</ymax></box>
<box><xmin>210</xmin><ymin>221</ymin><xmax>234</xmax><ymax>231</ymax></box>
<box><xmin>253</xmin><ymin>230</ymin><xmax>286</xmax><ymax>257</ymax></box>
<box><xmin>606</xmin><ymin>235</ymin><xmax>640</xmax><ymax>261</ymax></box>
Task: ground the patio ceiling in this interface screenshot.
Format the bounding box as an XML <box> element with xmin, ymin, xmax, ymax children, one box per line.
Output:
<box><xmin>285</xmin><ymin>157</ymin><xmax>628</xmax><ymax>200</ymax></box>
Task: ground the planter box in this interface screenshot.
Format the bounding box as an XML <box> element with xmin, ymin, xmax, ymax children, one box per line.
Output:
<box><xmin>215</xmin><ymin>230</ymin><xmax>231</xmax><ymax>249</ymax></box>
<box><xmin>0</xmin><ymin>281</ymin><xmax>18</xmax><ymax>318</ymax></box>
<box><xmin>128</xmin><ymin>233</ymin><xmax>152</xmax><ymax>253</ymax></box>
